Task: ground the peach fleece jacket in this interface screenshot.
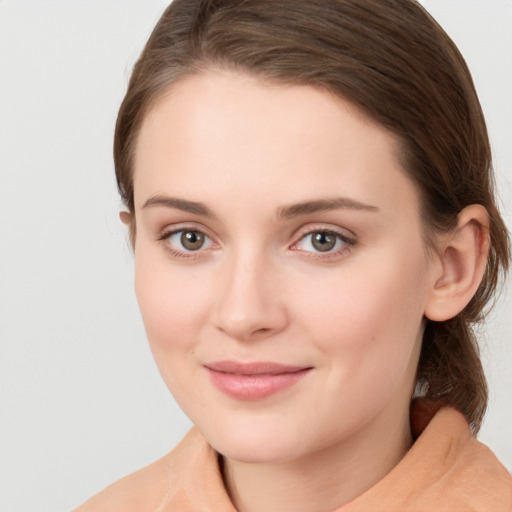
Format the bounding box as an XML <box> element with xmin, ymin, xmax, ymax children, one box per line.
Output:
<box><xmin>75</xmin><ymin>403</ymin><xmax>512</xmax><ymax>512</ymax></box>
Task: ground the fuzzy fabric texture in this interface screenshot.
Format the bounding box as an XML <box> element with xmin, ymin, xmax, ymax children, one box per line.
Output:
<box><xmin>74</xmin><ymin>401</ymin><xmax>512</xmax><ymax>512</ymax></box>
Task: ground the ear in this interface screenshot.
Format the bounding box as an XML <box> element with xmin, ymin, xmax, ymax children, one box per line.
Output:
<box><xmin>119</xmin><ymin>211</ymin><xmax>133</xmax><ymax>225</ymax></box>
<box><xmin>424</xmin><ymin>204</ymin><xmax>490</xmax><ymax>322</ymax></box>
<box><xmin>119</xmin><ymin>211</ymin><xmax>136</xmax><ymax>247</ymax></box>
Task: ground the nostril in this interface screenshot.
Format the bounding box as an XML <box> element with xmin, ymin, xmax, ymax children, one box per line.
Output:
<box><xmin>215</xmin><ymin>322</ymin><xmax>278</xmax><ymax>342</ymax></box>
<box><xmin>253</xmin><ymin>327</ymin><xmax>271</xmax><ymax>336</ymax></box>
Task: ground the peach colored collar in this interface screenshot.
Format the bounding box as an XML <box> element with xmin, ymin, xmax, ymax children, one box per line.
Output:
<box><xmin>155</xmin><ymin>404</ymin><xmax>511</xmax><ymax>512</ymax></box>
<box><xmin>81</xmin><ymin>403</ymin><xmax>510</xmax><ymax>512</ymax></box>
<box><xmin>336</xmin><ymin>404</ymin><xmax>512</xmax><ymax>511</ymax></box>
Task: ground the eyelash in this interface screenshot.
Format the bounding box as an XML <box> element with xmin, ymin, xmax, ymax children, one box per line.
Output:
<box><xmin>157</xmin><ymin>225</ymin><xmax>357</xmax><ymax>261</ymax></box>
<box><xmin>158</xmin><ymin>226</ymin><xmax>216</xmax><ymax>260</ymax></box>
<box><xmin>290</xmin><ymin>227</ymin><xmax>356</xmax><ymax>260</ymax></box>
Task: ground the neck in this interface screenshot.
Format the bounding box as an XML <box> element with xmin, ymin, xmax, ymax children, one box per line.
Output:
<box><xmin>222</xmin><ymin>406</ymin><xmax>412</xmax><ymax>512</ymax></box>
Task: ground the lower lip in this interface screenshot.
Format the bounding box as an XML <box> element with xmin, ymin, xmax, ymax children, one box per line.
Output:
<box><xmin>206</xmin><ymin>368</ymin><xmax>311</xmax><ymax>400</ymax></box>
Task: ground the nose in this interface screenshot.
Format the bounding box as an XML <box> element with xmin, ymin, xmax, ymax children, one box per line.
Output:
<box><xmin>212</xmin><ymin>250</ymin><xmax>289</xmax><ymax>342</ymax></box>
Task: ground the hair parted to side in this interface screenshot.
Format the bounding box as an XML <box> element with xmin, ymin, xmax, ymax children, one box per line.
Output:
<box><xmin>114</xmin><ymin>0</ymin><xmax>510</xmax><ymax>432</ymax></box>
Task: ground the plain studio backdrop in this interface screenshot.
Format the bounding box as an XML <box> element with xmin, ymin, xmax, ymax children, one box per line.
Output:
<box><xmin>0</xmin><ymin>1</ymin><xmax>510</xmax><ymax>511</ymax></box>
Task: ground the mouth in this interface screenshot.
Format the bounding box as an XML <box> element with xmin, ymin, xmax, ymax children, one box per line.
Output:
<box><xmin>204</xmin><ymin>361</ymin><xmax>313</xmax><ymax>400</ymax></box>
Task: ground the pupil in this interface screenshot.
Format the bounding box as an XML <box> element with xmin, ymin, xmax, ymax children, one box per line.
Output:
<box><xmin>181</xmin><ymin>231</ymin><xmax>205</xmax><ymax>250</ymax></box>
<box><xmin>312</xmin><ymin>232</ymin><xmax>336</xmax><ymax>252</ymax></box>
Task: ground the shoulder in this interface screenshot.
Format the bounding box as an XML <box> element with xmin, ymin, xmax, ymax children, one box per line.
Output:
<box><xmin>73</xmin><ymin>428</ymin><xmax>209</xmax><ymax>512</ymax></box>
<box><xmin>344</xmin><ymin>403</ymin><xmax>512</xmax><ymax>512</ymax></box>
<box><xmin>412</xmin><ymin>406</ymin><xmax>512</xmax><ymax>511</ymax></box>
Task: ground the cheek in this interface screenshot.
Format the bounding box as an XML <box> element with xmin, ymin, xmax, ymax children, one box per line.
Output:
<box><xmin>133</xmin><ymin>256</ymin><xmax>214</xmax><ymax>410</ymax></box>
<box><xmin>133</xmin><ymin>252</ymin><xmax>209</xmax><ymax>354</ymax></box>
<box><xmin>294</xmin><ymin>248</ymin><xmax>428</xmax><ymax>377</ymax></box>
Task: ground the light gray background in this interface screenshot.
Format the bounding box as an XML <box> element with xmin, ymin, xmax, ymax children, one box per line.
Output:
<box><xmin>0</xmin><ymin>1</ymin><xmax>510</xmax><ymax>511</ymax></box>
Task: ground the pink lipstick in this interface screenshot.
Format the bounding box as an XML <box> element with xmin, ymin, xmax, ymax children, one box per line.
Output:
<box><xmin>205</xmin><ymin>361</ymin><xmax>312</xmax><ymax>400</ymax></box>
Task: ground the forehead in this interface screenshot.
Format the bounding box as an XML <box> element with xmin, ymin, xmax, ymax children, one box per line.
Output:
<box><xmin>133</xmin><ymin>70</ymin><xmax>419</xmax><ymax>219</ymax></box>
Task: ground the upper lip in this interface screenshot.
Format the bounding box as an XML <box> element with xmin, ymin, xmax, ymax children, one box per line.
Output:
<box><xmin>205</xmin><ymin>361</ymin><xmax>311</xmax><ymax>376</ymax></box>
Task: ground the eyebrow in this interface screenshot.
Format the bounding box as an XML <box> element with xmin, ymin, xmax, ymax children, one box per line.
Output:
<box><xmin>141</xmin><ymin>195</ymin><xmax>379</xmax><ymax>219</ymax></box>
<box><xmin>142</xmin><ymin>196</ymin><xmax>216</xmax><ymax>218</ymax></box>
<box><xmin>277</xmin><ymin>197</ymin><xmax>379</xmax><ymax>218</ymax></box>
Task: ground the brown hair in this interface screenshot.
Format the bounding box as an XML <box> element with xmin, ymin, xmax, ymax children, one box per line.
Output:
<box><xmin>114</xmin><ymin>0</ymin><xmax>510</xmax><ymax>432</ymax></box>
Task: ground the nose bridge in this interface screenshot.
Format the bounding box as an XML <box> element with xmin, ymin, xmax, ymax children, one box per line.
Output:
<box><xmin>213</xmin><ymin>243</ymin><xmax>287</xmax><ymax>340</ymax></box>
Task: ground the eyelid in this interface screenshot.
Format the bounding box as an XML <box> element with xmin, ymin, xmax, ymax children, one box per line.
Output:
<box><xmin>157</xmin><ymin>221</ymin><xmax>217</xmax><ymax>240</ymax></box>
<box><xmin>291</xmin><ymin>223</ymin><xmax>356</xmax><ymax>243</ymax></box>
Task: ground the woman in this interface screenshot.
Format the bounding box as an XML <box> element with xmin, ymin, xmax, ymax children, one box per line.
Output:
<box><xmin>75</xmin><ymin>0</ymin><xmax>511</xmax><ymax>510</ymax></box>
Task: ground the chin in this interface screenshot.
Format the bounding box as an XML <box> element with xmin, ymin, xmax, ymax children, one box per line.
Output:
<box><xmin>197</xmin><ymin>416</ymin><xmax>308</xmax><ymax>464</ymax></box>
<box><xmin>215</xmin><ymin>438</ymin><xmax>303</xmax><ymax>465</ymax></box>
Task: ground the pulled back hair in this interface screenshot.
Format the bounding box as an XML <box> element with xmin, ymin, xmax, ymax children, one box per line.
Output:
<box><xmin>114</xmin><ymin>0</ymin><xmax>510</xmax><ymax>432</ymax></box>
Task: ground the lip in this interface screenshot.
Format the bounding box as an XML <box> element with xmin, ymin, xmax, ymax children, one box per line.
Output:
<box><xmin>204</xmin><ymin>361</ymin><xmax>312</xmax><ymax>401</ymax></box>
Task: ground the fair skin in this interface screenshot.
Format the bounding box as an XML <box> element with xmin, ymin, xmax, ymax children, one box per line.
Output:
<box><xmin>125</xmin><ymin>70</ymin><xmax>489</xmax><ymax>512</ymax></box>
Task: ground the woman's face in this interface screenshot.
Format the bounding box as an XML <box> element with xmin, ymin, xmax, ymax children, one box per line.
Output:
<box><xmin>132</xmin><ymin>71</ymin><xmax>437</xmax><ymax>463</ymax></box>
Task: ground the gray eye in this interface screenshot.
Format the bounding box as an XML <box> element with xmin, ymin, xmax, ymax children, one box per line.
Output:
<box><xmin>164</xmin><ymin>228</ymin><xmax>214</xmax><ymax>255</ymax></box>
<box><xmin>180</xmin><ymin>230</ymin><xmax>206</xmax><ymax>251</ymax></box>
<box><xmin>311</xmin><ymin>232</ymin><xmax>337</xmax><ymax>252</ymax></box>
<box><xmin>294</xmin><ymin>230</ymin><xmax>348</xmax><ymax>254</ymax></box>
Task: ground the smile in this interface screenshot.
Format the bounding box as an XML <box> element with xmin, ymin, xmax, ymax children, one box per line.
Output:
<box><xmin>204</xmin><ymin>361</ymin><xmax>313</xmax><ymax>401</ymax></box>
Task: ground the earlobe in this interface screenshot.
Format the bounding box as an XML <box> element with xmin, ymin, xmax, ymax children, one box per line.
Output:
<box><xmin>119</xmin><ymin>211</ymin><xmax>133</xmax><ymax>225</ymax></box>
<box><xmin>424</xmin><ymin>205</ymin><xmax>490</xmax><ymax>322</ymax></box>
<box><xmin>119</xmin><ymin>210</ymin><xmax>136</xmax><ymax>248</ymax></box>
